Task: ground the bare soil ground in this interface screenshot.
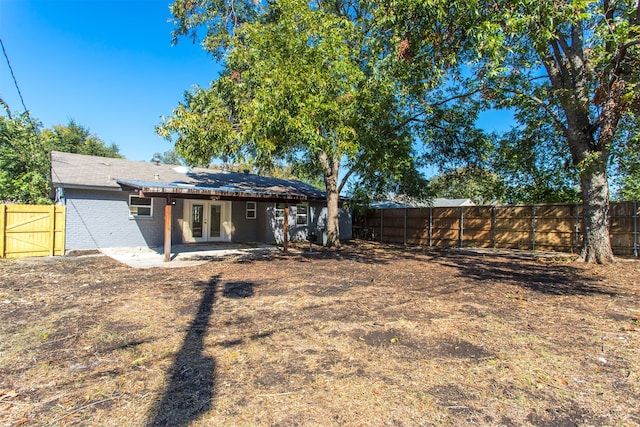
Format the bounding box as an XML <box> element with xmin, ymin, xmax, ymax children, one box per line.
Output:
<box><xmin>1</xmin><ymin>241</ymin><xmax>639</xmax><ymax>427</ymax></box>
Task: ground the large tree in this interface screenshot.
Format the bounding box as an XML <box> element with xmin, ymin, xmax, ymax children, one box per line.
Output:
<box><xmin>612</xmin><ymin>116</ymin><xmax>640</xmax><ymax>200</ymax></box>
<box><xmin>42</xmin><ymin>119</ymin><xmax>122</xmax><ymax>159</ymax></box>
<box><xmin>378</xmin><ymin>0</ymin><xmax>639</xmax><ymax>263</ymax></box>
<box><xmin>160</xmin><ymin>0</ymin><xmax>417</xmax><ymax>247</ymax></box>
<box><xmin>0</xmin><ymin>101</ymin><xmax>50</xmax><ymax>204</ymax></box>
<box><xmin>0</xmin><ymin>103</ymin><xmax>122</xmax><ymax>204</ymax></box>
<box><xmin>488</xmin><ymin>0</ymin><xmax>638</xmax><ymax>263</ymax></box>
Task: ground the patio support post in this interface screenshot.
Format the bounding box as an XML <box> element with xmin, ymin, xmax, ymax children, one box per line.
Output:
<box><xmin>283</xmin><ymin>203</ymin><xmax>289</xmax><ymax>253</ymax></box>
<box><xmin>164</xmin><ymin>199</ymin><xmax>172</xmax><ymax>262</ymax></box>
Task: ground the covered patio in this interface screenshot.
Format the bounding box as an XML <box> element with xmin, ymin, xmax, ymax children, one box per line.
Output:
<box><xmin>117</xmin><ymin>178</ymin><xmax>325</xmax><ymax>262</ymax></box>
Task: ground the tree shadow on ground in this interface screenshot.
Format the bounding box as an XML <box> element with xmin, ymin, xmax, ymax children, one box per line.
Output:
<box><xmin>432</xmin><ymin>252</ymin><xmax>617</xmax><ymax>297</ymax></box>
<box><xmin>146</xmin><ymin>276</ymin><xmax>219</xmax><ymax>427</ymax></box>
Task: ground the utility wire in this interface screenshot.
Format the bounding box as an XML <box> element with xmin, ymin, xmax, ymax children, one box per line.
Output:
<box><xmin>0</xmin><ymin>37</ymin><xmax>30</xmax><ymax>114</ymax></box>
<box><xmin>0</xmin><ymin>37</ymin><xmax>60</xmax><ymax>192</ymax></box>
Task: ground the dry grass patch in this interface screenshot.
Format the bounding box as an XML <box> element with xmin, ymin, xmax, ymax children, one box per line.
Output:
<box><xmin>1</xmin><ymin>241</ymin><xmax>639</xmax><ymax>426</ymax></box>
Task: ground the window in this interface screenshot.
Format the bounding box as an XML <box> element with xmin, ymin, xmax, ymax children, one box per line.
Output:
<box><xmin>296</xmin><ymin>204</ymin><xmax>308</xmax><ymax>225</ymax></box>
<box><xmin>246</xmin><ymin>201</ymin><xmax>257</xmax><ymax>219</ymax></box>
<box><xmin>129</xmin><ymin>195</ymin><xmax>152</xmax><ymax>218</ymax></box>
<box><xmin>275</xmin><ymin>202</ymin><xmax>285</xmax><ymax>220</ymax></box>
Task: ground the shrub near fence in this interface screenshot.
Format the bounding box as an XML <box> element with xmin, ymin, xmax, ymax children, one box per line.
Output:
<box><xmin>357</xmin><ymin>201</ymin><xmax>639</xmax><ymax>256</ymax></box>
<box><xmin>0</xmin><ymin>204</ymin><xmax>66</xmax><ymax>258</ymax></box>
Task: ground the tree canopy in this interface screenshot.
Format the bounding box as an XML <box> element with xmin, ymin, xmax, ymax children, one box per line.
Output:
<box><xmin>373</xmin><ymin>0</ymin><xmax>639</xmax><ymax>263</ymax></box>
<box><xmin>42</xmin><ymin>120</ymin><xmax>121</xmax><ymax>159</ymax></box>
<box><xmin>161</xmin><ymin>0</ymin><xmax>638</xmax><ymax>261</ymax></box>
<box><xmin>0</xmin><ymin>103</ymin><xmax>50</xmax><ymax>204</ymax></box>
<box><xmin>0</xmin><ymin>101</ymin><xmax>122</xmax><ymax>204</ymax></box>
<box><xmin>160</xmin><ymin>0</ymin><xmax>420</xmax><ymax>247</ymax></box>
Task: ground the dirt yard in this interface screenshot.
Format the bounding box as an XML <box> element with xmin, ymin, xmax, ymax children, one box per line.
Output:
<box><xmin>1</xmin><ymin>241</ymin><xmax>639</xmax><ymax>426</ymax></box>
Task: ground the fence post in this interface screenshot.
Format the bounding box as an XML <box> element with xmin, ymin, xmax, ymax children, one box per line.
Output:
<box><xmin>531</xmin><ymin>205</ymin><xmax>536</xmax><ymax>252</ymax></box>
<box><xmin>459</xmin><ymin>206</ymin><xmax>464</xmax><ymax>248</ymax></box>
<box><xmin>403</xmin><ymin>207</ymin><xmax>407</xmax><ymax>246</ymax></box>
<box><xmin>49</xmin><ymin>205</ymin><xmax>56</xmax><ymax>256</ymax></box>
<box><xmin>491</xmin><ymin>206</ymin><xmax>497</xmax><ymax>248</ymax></box>
<box><xmin>0</xmin><ymin>204</ymin><xmax>5</xmax><ymax>258</ymax></box>
<box><xmin>429</xmin><ymin>207</ymin><xmax>433</xmax><ymax>247</ymax></box>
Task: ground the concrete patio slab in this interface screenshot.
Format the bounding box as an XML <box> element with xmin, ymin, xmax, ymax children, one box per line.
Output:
<box><xmin>100</xmin><ymin>243</ymin><xmax>280</xmax><ymax>269</ymax></box>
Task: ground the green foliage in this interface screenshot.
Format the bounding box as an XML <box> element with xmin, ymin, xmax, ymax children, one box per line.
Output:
<box><xmin>152</xmin><ymin>150</ymin><xmax>184</xmax><ymax>165</ymax></box>
<box><xmin>427</xmin><ymin>167</ymin><xmax>505</xmax><ymax>205</ymax></box>
<box><xmin>492</xmin><ymin>107</ymin><xmax>581</xmax><ymax>204</ymax></box>
<box><xmin>160</xmin><ymin>0</ymin><xmax>424</xmax><ymax>246</ymax></box>
<box><xmin>42</xmin><ymin>119</ymin><xmax>122</xmax><ymax>158</ymax></box>
<box><xmin>0</xmin><ymin>105</ymin><xmax>50</xmax><ymax>204</ymax></box>
<box><xmin>612</xmin><ymin>116</ymin><xmax>640</xmax><ymax>201</ymax></box>
<box><xmin>1</xmin><ymin>101</ymin><xmax>122</xmax><ymax>204</ymax></box>
<box><xmin>377</xmin><ymin>0</ymin><xmax>638</xmax><ymax>260</ymax></box>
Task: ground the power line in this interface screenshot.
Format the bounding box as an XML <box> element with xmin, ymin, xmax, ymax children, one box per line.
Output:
<box><xmin>0</xmin><ymin>37</ymin><xmax>30</xmax><ymax>113</ymax></box>
<box><xmin>0</xmin><ymin>36</ymin><xmax>58</xmax><ymax>189</ymax></box>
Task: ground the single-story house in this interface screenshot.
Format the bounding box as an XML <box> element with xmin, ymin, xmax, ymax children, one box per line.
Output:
<box><xmin>51</xmin><ymin>151</ymin><xmax>351</xmax><ymax>257</ymax></box>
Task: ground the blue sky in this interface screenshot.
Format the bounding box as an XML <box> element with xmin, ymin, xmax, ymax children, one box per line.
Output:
<box><xmin>1</xmin><ymin>0</ymin><xmax>219</xmax><ymax>161</ymax></box>
<box><xmin>1</xmin><ymin>0</ymin><xmax>514</xmax><ymax>165</ymax></box>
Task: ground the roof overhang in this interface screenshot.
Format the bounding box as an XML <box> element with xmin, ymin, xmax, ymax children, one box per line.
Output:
<box><xmin>116</xmin><ymin>179</ymin><xmax>327</xmax><ymax>203</ymax></box>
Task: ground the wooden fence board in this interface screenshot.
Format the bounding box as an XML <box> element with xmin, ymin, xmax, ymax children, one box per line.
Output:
<box><xmin>361</xmin><ymin>202</ymin><xmax>637</xmax><ymax>256</ymax></box>
<box><xmin>1</xmin><ymin>204</ymin><xmax>65</xmax><ymax>258</ymax></box>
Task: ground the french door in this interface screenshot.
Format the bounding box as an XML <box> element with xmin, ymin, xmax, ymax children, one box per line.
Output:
<box><xmin>185</xmin><ymin>201</ymin><xmax>230</xmax><ymax>242</ymax></box>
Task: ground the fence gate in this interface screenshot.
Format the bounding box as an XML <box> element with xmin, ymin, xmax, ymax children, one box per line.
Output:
<box><xmin>0</xmin><ymin>204</ymin><xmax>66</xmax><ymax>258</ymax></box>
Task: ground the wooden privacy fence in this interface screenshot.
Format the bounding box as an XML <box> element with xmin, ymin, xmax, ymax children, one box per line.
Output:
<box><xmin>0</xmin><ymin>204</ymin><xmax>66</xmax><ymax>258</ymax></box>
<box><xmin>355</xmin><ymin>201</ymin><xmax>639</xmax><ymax>256</ymax></box>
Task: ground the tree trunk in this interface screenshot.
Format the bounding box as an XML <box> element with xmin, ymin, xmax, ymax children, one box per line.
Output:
<box><xmin>579</xmin><ymin>168</ymin><xmax>615</xmax><ymax>263</ymax></box>
<box><xmin>558</xmin><ymin>86</ymin><xmax>616</xmax><ymax>264</ymax></box>
<box><xmin>319</xmin><ymin>151</ymin><xmax>341</xmax><ymax>248</ymax></box>
<box><xmin>325</xmin><ymin>176</ymin><xmax>341</xmax><ymax>248</ymax></box>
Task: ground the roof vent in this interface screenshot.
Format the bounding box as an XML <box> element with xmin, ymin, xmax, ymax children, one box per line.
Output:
<box><xmin>154</xmin><ymin>174</ymin><xmax>160</xmax><ymax>180</ymax></box>
<box><xmin>243</xmin><ymin>169</ymin><xmax>250</xmax><ymax>175</ymax></box>
<box><xmin>172</xmin><ymin>166</ymin><xmax>193</xmax><ymax>175</ymax></box>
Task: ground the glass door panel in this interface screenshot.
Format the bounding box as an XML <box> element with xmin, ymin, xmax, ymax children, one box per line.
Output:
<box><xmin>191</xmin><ymin>204</ymin><xmax>203</xmax><ymax>238</ymax></box>
<box><xmin>210</xmin><ymin>204</ymin><xmax>221</xmax><ymax>238</ymax></box>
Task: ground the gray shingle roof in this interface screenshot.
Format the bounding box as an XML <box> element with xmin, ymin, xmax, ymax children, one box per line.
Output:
<box><xmin>51</xmin><ymin>151</ymin><xmax>326</xmax><ymax>201</ymax></box>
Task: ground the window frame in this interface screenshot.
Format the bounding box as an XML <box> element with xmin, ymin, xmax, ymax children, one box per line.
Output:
<box><xmin>129</xmin><ymin>194</ymin><xmax>153</xmax><ymax>218</ymax></box>
<box><xmin>295</xmin><ymin>204</ymin><xmax>308</xmax><ymax>226</ymax></box>
<box><xmin>275</xmin><ymin>202</ymin><xmax>285</xmax><ymax>220</ymax></box>
<box><xmin>246</xmin><ymin>201</ymin><xmax>257</xmax><ymax>220</ymax></box>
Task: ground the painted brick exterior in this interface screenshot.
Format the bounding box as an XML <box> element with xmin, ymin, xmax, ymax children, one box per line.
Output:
<box><xmin>64</xmin><ymin>188</ymin><xmax>165</xmax><ymax>250</ymax></box>
<box><xmin>63</xmin><ymin>190</ymin><xmax>352</xmax><ymax>251</ymax></box>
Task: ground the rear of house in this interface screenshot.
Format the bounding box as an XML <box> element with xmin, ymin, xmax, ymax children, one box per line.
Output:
<box><xmin>51</xmin><ymin>152</ymin><xmax>351</xmax><ymax>251</ymax></box>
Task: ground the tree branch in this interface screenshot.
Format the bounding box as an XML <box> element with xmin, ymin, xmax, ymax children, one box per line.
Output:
<box><xmin>549</xmin><ymin>38</ymin><xmax>570</xmax><ymax>88</ymax></box>
<box><xmin>501</xmin><ymin>87</ymin><xmax>568</xmax><ymax>137</ymax></box>
<box><xmin>338</xmin><ymin>159</ymin><xmax>361</xmax><ymax>195</ymax></box>
<box><xmin>391</xmin><ymin>88</ymin><xmax>483</xmax><ymax>132</ymax></box>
